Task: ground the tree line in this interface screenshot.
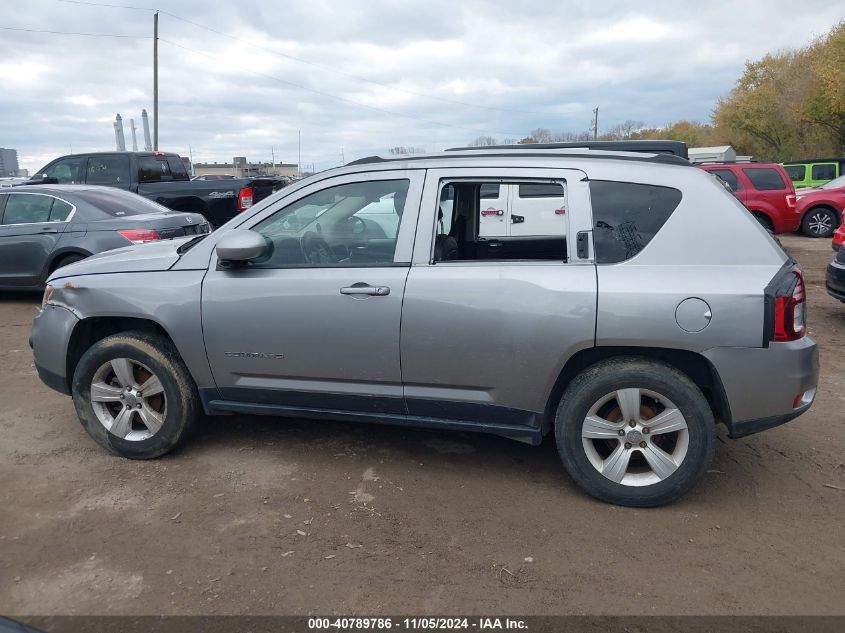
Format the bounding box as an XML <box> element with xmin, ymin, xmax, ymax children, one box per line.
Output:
<box><xmin>466</xmin><ymin>22</ymin><xmax>845</xmax><ymax>162</ymax></box>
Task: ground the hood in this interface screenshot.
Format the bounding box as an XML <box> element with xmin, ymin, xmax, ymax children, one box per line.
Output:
<box><xmin>48</xmin><ymin>236</ymin><xmax>192</xmax><ymax>280</ymax></box>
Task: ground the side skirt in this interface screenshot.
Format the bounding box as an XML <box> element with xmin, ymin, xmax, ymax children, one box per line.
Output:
<box><xmin>203</xmin><ymin>397</ymin><xmax>544</xmax><ymax>445</ymax></box>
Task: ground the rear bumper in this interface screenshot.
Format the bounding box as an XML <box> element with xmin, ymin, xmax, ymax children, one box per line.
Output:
<box><xmin>703</xmin><ymin>337</ymin><xmax>818</xmax><ymax>438</ymax></box>
<box><xmin>827</xmin><ymin>261</ymin><xmax>845</xmax><ymax>302</ymax></box>
<box><xmin>30</xmin><ymin>304</ymin><xmax>79</xmax><ymax>396</ymax></box>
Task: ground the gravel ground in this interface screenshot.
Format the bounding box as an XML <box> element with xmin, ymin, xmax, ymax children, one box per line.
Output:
<box><xmin>1</xmin><ymin>233</ymin><xmax>843</xmax><ymax>616</ymax></box>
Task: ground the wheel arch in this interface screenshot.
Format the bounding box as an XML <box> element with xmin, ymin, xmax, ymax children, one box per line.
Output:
<box><xmin>43</xmin><ymin>247</ymin><xmax>93</xmax><ymax>279</ymax></box>
<box><xmin>65</xmin><ymin>316</ymin><xmax>175</xmax><ymax>393</ymax></box>
<box><xmin>801</xmin><ymin>203</ymin><xmax>841</xmax><ymax>227</ymax></box>
<box><xmin>543</xmin><ymin>346</ymin><xmax>732</xmax><ymax>435</ymax></box>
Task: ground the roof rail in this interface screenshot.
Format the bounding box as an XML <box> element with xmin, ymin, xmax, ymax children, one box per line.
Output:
<box><xmin>446</xmin><ymin>140</ymin><xmax>689</xmax><ymax>159</ymax></box>
<box><xmin>347</xmin><ymin>148</ymin><xmax>691</xmax><ymax>168</ymax></box>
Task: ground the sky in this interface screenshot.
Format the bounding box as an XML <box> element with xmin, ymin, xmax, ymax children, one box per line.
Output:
<box><xmin>1</xmin><ymin>0</ymin><xmax>843</xmax><ymax>174</ymax></box>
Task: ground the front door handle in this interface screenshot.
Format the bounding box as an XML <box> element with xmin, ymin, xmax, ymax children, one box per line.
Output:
<box><xmin>340</xmin><ymin>284</ymin><xmax>390</xmax><ymax>296</ymax></box>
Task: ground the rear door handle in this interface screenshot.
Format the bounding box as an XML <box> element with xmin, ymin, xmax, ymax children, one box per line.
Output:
<box><xmin>340</xmin><ymin>284</ymin><xmax>390</xmax><ymax>296</ymax></box>
<box><xmin>511</xmin><ymin>215</ymin><xmax>524</xmax><ymax>224</ymax></box>
<box><xmin>40</xmin><ymin>227</ymin><xmax>59</xmax><ymax>234</ymax></box>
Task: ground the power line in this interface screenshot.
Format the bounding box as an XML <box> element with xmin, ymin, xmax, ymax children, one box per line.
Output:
<box><xmin>0</xmin><ymin>25</ymin><xmax>149</xmax><ymax>38</ymax></box>
<box><xmin>158</xmin><ymin>38</ymin><xmax>520</xmax><ymax>138</ymax></box>
<box><xmin>55</xmin><ymin>0</ymin><xmax>549</xmax><ymax>118</ymax></box>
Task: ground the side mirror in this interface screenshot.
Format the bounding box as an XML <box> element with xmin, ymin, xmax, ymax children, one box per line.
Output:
<box><xmin>216</xmin><ymin>230</ymin><xmax>268</xmax><ymax>264</ymax></box>
<box><xmin>28</xmin><ymin>174</ymin><xmax>58</xmax><ymax>185</ymax></box>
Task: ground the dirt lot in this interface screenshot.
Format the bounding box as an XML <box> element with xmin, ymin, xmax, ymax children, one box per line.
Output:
<box><xmin>1</xmin><ymin>233</ymin><xmax>843</xmax><ymax>617</ymax></box>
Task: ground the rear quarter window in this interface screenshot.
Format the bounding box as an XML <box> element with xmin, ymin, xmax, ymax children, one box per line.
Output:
<box><xmin>590</xmin><ymin>181</ymin><xmax>682</xmax><ymax>264</ymax></box>
<box><xmin>742</xmin><ymin>168</ymin><xmax>786</xmax><ymax>191</ymax></box>
<box><xmin>708</xmin><ymin>169</ymin><xmax>741</xmax><ymax>191</ymax></box>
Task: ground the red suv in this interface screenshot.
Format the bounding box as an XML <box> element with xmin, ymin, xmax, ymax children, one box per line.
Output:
<box><xmin>698</xmin><ymin>163</ymin><xmax>799</xmax><ymax>234</ymax></box>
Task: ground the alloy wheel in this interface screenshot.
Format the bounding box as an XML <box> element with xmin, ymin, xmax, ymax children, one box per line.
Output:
<box><xmin>581</xmin><ymin>388</ymin><xmax>689</xmax><ymax>487</ymax></box>
<box><xmin>89</xmin><ymin>358</ymin><xmax>167</xmax><ymax>441</ymax></box>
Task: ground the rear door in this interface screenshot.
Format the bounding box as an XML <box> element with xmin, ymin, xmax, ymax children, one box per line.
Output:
<box><xmin>401</xmin><ymin>167</ymin><xmax>596</xmax><ymax>434</ymax></box>
<box><xmin>0</xmin><ymin>192</ymin><xmax>74</xmax><ymax>286</ymax></box>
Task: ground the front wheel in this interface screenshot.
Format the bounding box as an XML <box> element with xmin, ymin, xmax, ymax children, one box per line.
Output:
<box><xmin>801</xmin><ymin>207</ymin><xmax>838</xmax><ymax>237</ymax></box>
<box><xmin>71</xmin><ymin>332</ymin><xmax>200</xmax><ymax>459</ymax></box>
<box><xmin>555</xmin><ymin>358</ymin><xmax>716</xmax><ymax>507</ymax></box>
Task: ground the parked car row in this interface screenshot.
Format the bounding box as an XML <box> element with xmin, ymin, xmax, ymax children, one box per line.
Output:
<box><xmin>25</xmin><ymin>151</ymin><xmax>287</xmax><ymax>227</ymax></box>
<box><xmin>0</xmin><ymin>186</ymin><xmax>208</xmax><ymax>289</ymax></box>
<box><xmin>29</xmin><ymin>141</ymin><xmax>818</xmax><ymax>508</ymax></box>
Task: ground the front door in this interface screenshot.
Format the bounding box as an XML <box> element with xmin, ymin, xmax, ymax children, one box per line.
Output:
<box><xmin>201</xmin><ymin>170</ymin><xmax>423</xmax><ymax>415</ymax></box>
<box><xmin>0</xmin><ymin>192</ymin><xmax>73</xmax><ymax>287</ymax></box>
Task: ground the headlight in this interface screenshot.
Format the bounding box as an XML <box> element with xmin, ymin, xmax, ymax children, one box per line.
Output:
<box><xmin>41</xmin><ymin>284</ymin><xmax>54</xmax><ymax>309</ymax></box>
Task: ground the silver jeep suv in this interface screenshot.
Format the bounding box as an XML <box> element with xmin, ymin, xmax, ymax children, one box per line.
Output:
<box><xmin>30</xmin><ymin>146</ymin><xmax>819</xmax><ymax>506</ymax></box>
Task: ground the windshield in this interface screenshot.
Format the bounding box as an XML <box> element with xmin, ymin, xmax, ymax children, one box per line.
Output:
<box><xmin>821</xmin><ymin>175</ymin><xmax>845</xmax><ymax>190</ymax></box>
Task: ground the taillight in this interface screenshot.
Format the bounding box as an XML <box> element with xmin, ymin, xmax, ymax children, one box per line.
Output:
<box><xmin>117</xmin><ymin>229</ymin><xmax>161</xmax><ymax>244</ymax></box>
<box><xmin>772</xmin><ymin>267</ymin><xmax>806</xmax><ymax>342</ymax></box>
<box><xmin>237</xmin><ymin>187</ymin><xmax>254</xmax><ymax>211</ymax></box>
<box><xmin>785</xmin><ymin>194</ymin><xmax>796</xmax><ymax>208</ymax></box>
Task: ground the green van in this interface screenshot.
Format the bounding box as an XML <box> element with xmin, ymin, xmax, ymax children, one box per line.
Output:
<box><xmin>783</xmin><ymin>159</ymin><xmax>845</xmax><ymax>188</ymax></box>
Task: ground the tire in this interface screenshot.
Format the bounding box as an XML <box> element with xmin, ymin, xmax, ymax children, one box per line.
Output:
<box><xmin>801</xmin><ymin>207</ymin><xmax>838</xmax><ymax>238</ymax></box>
<box><xmin>71</xmin><ymin>331</ymin><xmax>200</xmax><ymax>459</ymax></box>
<box><xmin>554</xmin><ymin>357</ymin><xmax>716</xmax><ymax>507</ymax></box>
<box><xmin>751</xmin><ymin>212</ymin><xmax>774</xmax><ymax>233</ymax></box>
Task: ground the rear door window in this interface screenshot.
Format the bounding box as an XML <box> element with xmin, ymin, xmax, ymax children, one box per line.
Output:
<box><xmin>590</xmin><ymin>181</ymin><xmax>682</xmax><ymax>264</ymax></box>
<box><xmin>742</xmin><ymin>168</ymin><xmax>786</xmax><ymax>190</ymax></box>
<box><xmin>811</xmin><ymin>163</ymin><xmax>837</xmax><ymax>181</ymax></box>
<box><xmin>709</xmin><ymin>169</ymin><xmax>741</xmax><ymax>191</ymax></box>
<box><xmin>85</xmin><ymin>155</ymin><xmax>131</xmax><ymax>186</ymax></box>
<box><xmin>2</xmin><ymin>194</ymin><xmax>54</xmax><ymax>224</ymax></box>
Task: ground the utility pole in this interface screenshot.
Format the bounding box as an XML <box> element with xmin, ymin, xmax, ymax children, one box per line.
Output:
<box><xmin>271</xmin><ymin>147</ymin><xmax>275</xmax><ymax>174</ymax></box>
<box><xmin>153</xmin><ymin>11</ymin><xmax>159</xmax><ymax>151</ymax></box>
<box><xmin>592</xmin><ymin>106</ymin><xmax>599</xmax><ymax>140</ymax></box>
<box><xmin>298</xmin><ymin>130</ymin><xmax>301</xmax><ymax>178</ymax></box>
<box><xmin>340</xmin><ymin>146</ymin><xmax>345</xmax><ymax>165</ymax></box>
<box><xmin>188</xmin><ymin>145</ymin><xmax>194</xmax><ymax>177</ymax></box>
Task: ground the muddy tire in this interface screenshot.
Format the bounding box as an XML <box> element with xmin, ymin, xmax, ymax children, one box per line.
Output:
<box><xmin>555</xmin><ymin>357</ymin><xmax>716</xmax><ymax>507</ymax></box>
<box><xmin>71</xmin><ymin>331</ymin><xmax>200</xmax><ymax>459</ymax></box>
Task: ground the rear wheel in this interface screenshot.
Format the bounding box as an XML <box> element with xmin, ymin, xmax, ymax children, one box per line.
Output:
<box><xmin>71</xmin><ymin>332</ymin><xmax>200</xmax><ymax>459</ymax></box>
<box><xmin>801</xmin><ymin>207</ymin><xmax>838</xmax><ymax>237</ymax></box>
<box><xmin>555</xmin><ymin>358</ymin><xmax>716</xmax><ymax>507</ymax></box>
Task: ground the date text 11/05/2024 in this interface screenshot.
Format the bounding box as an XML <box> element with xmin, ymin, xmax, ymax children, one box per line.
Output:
<box><xmin>307</xmin><ymin>617</ymin><xmax>528</xmax><ymax>630</ymax></box>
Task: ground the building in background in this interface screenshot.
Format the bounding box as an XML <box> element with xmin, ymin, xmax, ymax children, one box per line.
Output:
<box><xmin>0</xmin><ymin>148</ymin><xmax>20</xmax><ymax>177</ymax></box>
<box><xmin>193</xmin><ymin>159</ymin><xmax>298</xmax><ymax>179</ymax></box>
<box><xmin>688</xmin><ymin>145</ymin><xmax>752</xmax><ymax>164</ymax></box>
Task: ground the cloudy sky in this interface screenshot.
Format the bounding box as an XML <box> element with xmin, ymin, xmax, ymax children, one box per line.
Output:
<box><xmin>1</xmin><ymin>0</ymin><xmax>843</xmax><ymax>173</ymax></box>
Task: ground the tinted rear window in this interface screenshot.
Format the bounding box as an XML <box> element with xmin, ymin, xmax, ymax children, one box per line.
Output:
<box><xmin>590</xmin><ymin>181</ymin><xmax>682</xmax><ymax>264</ymax></box>
<box><xmin>138</xmin><ymin>156</ymin><xmax>173</xmax><ymax>183</ymax></box>
<box><xmin>78</xmin><ymin>189</ymin><xmax>171</xmax><ymax>216</ymax></box>
<box><xmin>742</xmin><ymin>168</ymin><xmax>786</xmax><ymax>190</ymax></box>
<box><xmin>518</xmin><ymin>183</ymin><xmax>565</xmax><ymax>198</ymax></box>
<box><xmin>479</xmin><ymin>184</ymin><xmax>500</xmax><ymax>199</ymax></box>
